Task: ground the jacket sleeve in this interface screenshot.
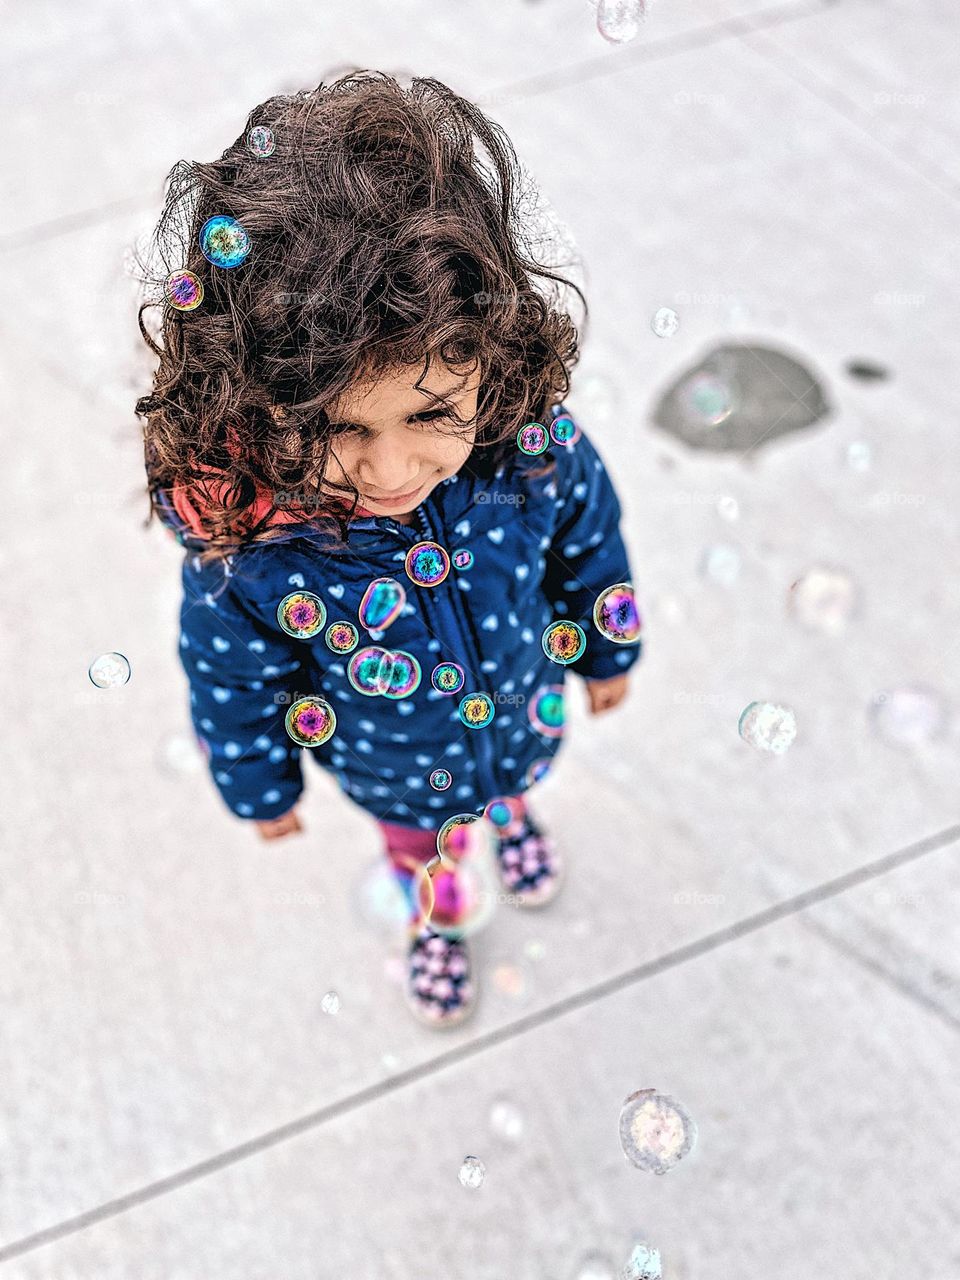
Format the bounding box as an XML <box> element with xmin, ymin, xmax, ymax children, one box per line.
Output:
<box><xmin>540</xmin><ymin>409</ymin><xmax>644</xmax><ymax>683</ymax></box>
<box><xmin>177</xmin><ymin>551</ymin><xmax>307</xmax><ymax>820</ymax></box>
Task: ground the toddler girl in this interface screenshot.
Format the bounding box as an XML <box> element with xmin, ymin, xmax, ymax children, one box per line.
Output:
<box><xmin>137</xmin><ymin>71</ymin><xmax>642</xmax><ymax>1028</ymax></box>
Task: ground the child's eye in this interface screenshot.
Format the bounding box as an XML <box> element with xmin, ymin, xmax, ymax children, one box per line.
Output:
<box><xmin>412</xmin><ymin>408</ymin><xmax>455</xmax><ymax>425</ymax></box>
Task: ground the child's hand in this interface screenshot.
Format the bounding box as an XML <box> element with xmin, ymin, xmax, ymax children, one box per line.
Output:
<box><xmin>585</xmin><ymin>673</ymin><xmax>630</xmax><ymax>715</ymax></box>
<box><xmin>255</xmin><ymin>808</ymin><xmax>304</xmax><ymax>840</ymax></box>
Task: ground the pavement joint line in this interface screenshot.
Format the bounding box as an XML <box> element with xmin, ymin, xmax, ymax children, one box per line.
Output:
<box><xmin>1</xmin><ymin>817</ymin><xmax>957</xmax><ymax>1265</ymax></box>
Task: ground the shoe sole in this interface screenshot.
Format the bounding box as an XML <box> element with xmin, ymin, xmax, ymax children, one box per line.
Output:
<box><xmin>513</xmin><ymin>859</ymin><xmax>566</xmax><ymax>909</ymax></box>
<box><xmin>402</xmin><ymin>985</ymin><xmax>478</xmax><ymax>1028</ymax></box>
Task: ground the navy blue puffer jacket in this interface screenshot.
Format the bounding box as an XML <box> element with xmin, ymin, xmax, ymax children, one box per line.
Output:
<box><xmin>160</xmin><ymin>404</ymin><xmax>643</xmax><ymax>831</ymax></box>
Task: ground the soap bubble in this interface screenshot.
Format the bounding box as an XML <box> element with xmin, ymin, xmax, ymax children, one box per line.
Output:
<box><xmin>788</xmin><ymin>566</ymin><xmax>860</xmax><ymax>635</ymax></box>
<box><xmin>405</xmin><ymin>541</ymin><xmax>450</xmax><ymax>587</ymax></box>
<box><xmin>680</xmin><ymin>370</ymin><xmax>734</xmax><ymax>426</ymax></box>
<box><xmin>437</xmin><ymin>813</ymin><xmax>483</xmax><ymax>860</ymax></box>
<box><xmin>623</xmin><ymin>1240</ymin><xmax>662</xmax><ymax>1279</ymax></box>
<box><xmin>593</xmin><ymin>583</ymin><xmax>642</xmax><ymax>643</ymax></box>
<box><xmin>492</xmin><ymin>964</ymin><xmax>526</xmax><ymax>997</ymax></box>
<box><xmin>869</xmin><ymin>684</ymin><xmax>947</xmax><ymax>745</ymax></box>
<box><xmin>88</xmin><ymin>652</ymin><xmax>131</xmax><ymax>688</ymax></box>
<box><xmin>198</xmin><ymin>214</ymin><xmax>251</xmax><ymax>268</ymax></box>
<box><xmin>359</xmin><ymin>577</ymin><xmax>406</xmax><ymax>630</ymax></box>
<box><xmin>597</xmin><ymin>0</ymin><xmax>645</xmax><ymax>43</ymax></box>
<box><xmin>156</xmin><ymin>730</ymin><xmax>205</xmax><ymax>775</ymax></box>
<box><xmin>452</xmin><ymin>548</ymin><xmax>475</xmax><ymax>570</ymax></box>
<box><xmin>716</xmin><ymin>495</ymin><xmax>739</xmax><ymax>521</ymax></box>
<box><xmin>542</xmin><ymin>619</ymin><xmax>587</xmax><ymax>665</ymax></box>
<box><xmin>285</xmin><ymin>696</ymin><xmax>337</xmax><ymax>747</ymax></box>
<box><xmin>432</xmin><ymin>662</ymin><xmax>466</xmax><ymax>695</ymax></box>
<box><xmin>530</xmin><ymin>685</ymin><xmax>565</xmax><ymax>737</ymax></box>
<box><xmin>738</xmin><ymin>701</ymin><xmax>797</xmax><ymax>754</ymax></box>
<box><xmin>459</xmin><ymin>691</ymin><xmax>496</xmax><ymax>729</ymax></box>
<box><xmin>353</xmin><ymin>859</ymin><xmax>411</xmax><ymax>933</ymax></box>
<box><xmin>429</xmin><ymin>819</ymin><xmax>499</xmax><ymax>938</ymax></box>
<box><xmin>483</xmin><ymin>795</ymin><xmax>526</xmax><ymax>837</ymax></box>
<box><xmin>517</xmin><ymin>422</ymin><xmax>549</xmax><ymax>455</ymax></box>
<box><xmin>324</xmin><ymin>621</ymin><xmax>359</xmax><ymax>654</ymax></box>
<box><xmin>845</xmin><ymin>440</ymin><xmax>873</xmax><ymax>471</ymax></box>
<box><xmin>524</xmin><ymin>938</ymin><xmax>546</xmax><ymax>962</ymax></box>
<box><xmin>458</xmin><ymin>1156</ymin><xmax>485</xmax><ymax>1189</ymax></box>
<box><xmin>320</xmin><ymin>990</ymin><xmax>340</xmax><ymax>1016</ymax></box>
<box><xmin>550</xmin><ymin>414</ymin><xmax>580</xmax><ymax>446</ymax></box>
<box><xmin>429</xmin><ymin>767</ymin><xmax>453</xmax><ymax>791</ymax></box>
<box><xmin>699</xmin><ymin>544</ymin><xmax>742</xmax><ymax>587</ymax></box>
<box><xmin>277</xmin><ymin>591</ymin><xmax>326</xmax><ymax>639</ymax></box>
<box><xmin>164</xmin><ymin>269</ymin><xmax>203</xmax><ymax>312</ymax></box>
<box><xmin>526</xmin><ymin>757</ymin><xmax>553</xmax><ymax>786</ymax></box>
<box><xmin>348</xmin><ymin>646</ymin><xmax>393</xmax><ymax>696</ymax></box>
<box><xmin>488</xmin><ymin>1097</ymin><xmax>524</xmax><ymax>1143</ymax></box>
<box><xmin>651</xmin><ymin>306</ymin><xmax>679</xmax><ymax>338</ymax></box>
<box><xmin>618</xmin><ymin>1089</ymin><xmax>697</xmax><ymax>1173</ymax></box>
<box><xmin>246</xmin><ymin>125</ymin><xmax>275</xmax><ymax>157</ymax></box>
<box><xmin>380</xmin><ymin>650</ymin><xmax>421</xmax><ymax>698</ymax></box>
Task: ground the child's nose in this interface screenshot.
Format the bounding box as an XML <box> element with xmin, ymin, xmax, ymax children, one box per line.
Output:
<box><xmin>358</xmin><ymin>442</ymin><xmax>420</xmax><ymax>495</ymax></box>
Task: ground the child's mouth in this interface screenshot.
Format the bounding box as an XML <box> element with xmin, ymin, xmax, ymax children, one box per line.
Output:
<box><xmin>363</xmin><ymin>482</ymin><xmax>424</xmax><ymax>508</ymax></box>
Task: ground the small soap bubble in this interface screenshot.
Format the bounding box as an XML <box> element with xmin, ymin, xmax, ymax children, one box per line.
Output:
<box><xmin>324</xmin><ymin>621</ymin><xmax>359</xmax><ymax>654</ymax></box>
<box><xmin>452</xmin><ymin>548</ymin><xmax>475</xmax><ymax>571</ymax></box>
<box><xmin>277</xmin><ymin>591</ymin><xmax>327</xmax><ymax>639</ymax></box>
<box><xmin>716</xmin><ymin>495</ymin><xmax>739</xmax><ymax>522</ymax></box>
<box><xmin>483</xmin><ymin>795</ymin><xmax>526</xmax><ymax>837</ymax></box>
<box><xmin>618</xmin><ymin>1089</ymin><xmax>697</xmax><ymax>1174</ymax></box>
<box><xmin>550</xmin><ymin>415</ymin><xmax>580</xmax><ymax>446</ymax></box>
<box><xmin>156</xmin><ymin>730</ymin><xmax>205</xmax><ymax>776</ymax></box>
<box><xmin>845</xmin><ymin>440</ymin><xmax>873</xmax><ymax>471</ymax></box>
<box><xmin>359</xmin><ymin>577</ymin><xmax>406</xmax><ymax>630</ymax></box>
<box><xmin>681</xmin><ymin>371</ymin><xmax>734</xmax><ymax>426</ymax></box>
<box><xmin>787</xmin><ymin>567</ymin><xmax>859</xmax><ymax>635</ymax></box>
<box><xmin>525</xmin><ymin>757</ymin><xmax>553</xmax><ymax>786</ymax></box>
<box><xmin>348</xmin><ymin>646</ymin><xmax>392</xmax><ymax>696</ymax></box>
<box><xmin>198</xmin><ymin>214</ymin><xmax>251</xmax><ymax>268</ymax></box>
<box><xmin>88</xmin><ymin>652</ymin><xmax>131</xmax><ymax>688</ymax></box>
<box><xmin>320</xmin><ymin>990</ymin><xmax>340</xmax><ymax>1016</ymax></box>
<box><xmin>246</xmin><ymin>125</ymin><xmax>275</xmax><ymax>157</ymax></box>
<box><xmin>542</xmin><ymin>619</ymin><xmax>587</xmax><ymax>665</ymax></box>
<box><xmin>380</xmin><ymin>650</ymin><xmax>421</xmax><ymax>699</ymax></box>
<box><xmin>492</xmin><ymin>964</ymin><xmax>526</xmax><ymax>998</ymax></box>
<box><xmin>458</xmin><ymin>1156</ymin><xmax>486</xmax><ymax>1189</ymax></box>
<box><xmin>488</xmin><ymin>1097</ymin><xmax>524</xmax><ymax>1143</ymax></box>
<box><xmin>459</xmin><ymin>691</ymin><xmax>496</xmax><ymax>729</ymax></box>
<box><xmin>429</xmin><ymin>767</ymin><xmax>453</xmax><ymax>791</ymax></box>
<box><xmin>529</xmin><ymin>685</ymin><xmax>565</xmax><ymax>737</ymax></box>
<box><xmin>285</xmin><ymin>696</ymin><xmax>337</xmax><ymax>747</ymax></box>
<box><xmin>869</xmin><ymin>684</ymin><xmax>946</xmax><ymax>745</ymax></box>
<box><xmin>405</xmin><ymin>541</ymin><xmax>450</xmax><ymax>587</ymax></box>
<box><xmin>738</xmin><ymin>701</ymin><xmax>797</xmax><ymax>754</ymax></box>
<box><xmin>573</xmin><ymin>1252</ymin><xmax>618</xmax><ymax>1280</ymax></box>
<box><xmin>353</xmin><ymin>859</ymin><xmax>411</xmax><ymax>933</ymax></box>
<box><xmin>593</xmin><ymin>583</ymin><xmax>642</xmax><ymax>643</ymax></box>
<box><xmin>597</xmin><ymin>0</ymin><xmax>645</xmax><ymax>43</ymax></box>
<box><xmin>164</xmin><ymin>269</ymin><xmax>203</xmax><ymax>312</ymax></box>
<box><xmin>517</xmin><ymin>422</ymin><xmax>549</xmax><ymax>455</ymax></box>
<box><xmin>623</xmin><ymin>1240</ymin><xmax>662</xmax><ymax>1279</ymax></box>
<box><xmin>700</xmin><ymin>544</ymin><xmax>742</xmax><ymax>587</ymax></box>
<box><xmin>432</xmin><ymin>662</ymin><xmax>466</xmax><ymax>695</ymax></box>
<box><xmin>524</xmin><ymin>939</ymin><xmax>546</xmax><ymax>962</ymax></box>
<box><xmin>651</xmin><ymin>306</ymin><xmax>679</xmax><ymax>338</ymax></box>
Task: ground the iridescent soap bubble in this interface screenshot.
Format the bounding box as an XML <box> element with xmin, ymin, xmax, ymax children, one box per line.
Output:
<box><xmin>517</xmin><ymin>421</ymin><xmax>549</xmax><ymax>455</ymax></box>
<box><xmin>348</xmin><ymin>646</ymin><xmax>393</xmax><ymax>697</ymax></box>
<box><xmin>618</xmin><ymin>1088</ymin><xmax>697</xmax><ymax>1174</ymax></box>
<box><xmin>787</xmin><ymin>566</ymin><xmax>860</xmax><ymax>635</ymax></box>
<box><xmin>285</xmin><ymin>695</ymin><xmax>337</xmax><ymax>747</ymax></box>
<box><xmin>320</xmin><ymin>990</ymin><xmax>340</xmax><ymax>1016</ymax></box>
<box><xmin>597</xmin><ymin>0</ymin><xmax>645</xmax><ymax>43</ymax></box>
<box><xmin>359</xmin><ymin>577</ymin><xmax>406</xmax><ymax>630</ymax></box>
<box><xmin>452</xmin><ymin>548</ymin><xmax>474</xmax><ymax>571</ymax></box>
<box><xmin>550</xmin><ymin>414</ymin><xmax>580</xmax><ymax>446</ymax></box>
<box><xmin>738</xmin><ymin>701</ymin><xmax>797</xmax><ymax>754</ymax></box>
<box><xmin>88</xmin><ymin>652</ymin><xmax>131</xmax><ymax>688</ymax></box>
<box><xmin>405</xmin><ymin>541</ymin><xmax>450</xmax><ymax>587</ymax></box>
<box><xmin>525</xmin><ymin>757</ymin><xmax>552</xmax><ymax>786</ymax></box>
<box><xmin>246</xmin><ymin>125</ymin><xmax>275</xmax><ymax>157</ymax></box>
<box><xmin>324</xmin><ymin>620</ymin><xmax>359</xmax><ymax>654</ymax></box>
<box><xmin>529</xmin><ymin>685</ymin><xmax>565</xmax><ymax>737</ymax></box>
<box><xmin>700</xmin><ymin>544</ymin><xmax>742</xmax><ymax>587</ymax></box>
<box><xmin>593</xmin><ymin>583</ymin><xmax>642</xmax><ymax>644</ymax></box>
<box><xmin>458</xmin><ymin>691</ymin><xmax>496</xmax><ymax>729</ymax></box>
<box><xmin>542</xmin><ymin>619</ymin><xmax>587</xmax><ymax>665</ymax></box>
<box><xmin>164</xmin><ymin>269</ymin><xmax>203</xmax><ymax>312</ymax></box>
<box><xmin>488</xmin><ymin>1097</ymin><xmax>524</xmax><ymax>1143</ymax></box>
<box><xmin>437</xmin><ymin>813</ymin><xmax>482</xmax><ymax>860</ymax></box>
<box><xmin>198</xmin><ymin>214</ymin><xmax>251</xmax><ymax>269</ymax></box>
<box><xmin>429</xmin><ymin>819</ymin><xmax>499</xmax><ymax>938</ymax></box>
<box><xmin>651</xmin><ymin>306</ymin><xmax>679</xmax><ymax>338</ymax></box>
<box><xmin>681</xmin><ymin>370</ymin><xmax>734</xmax><ymax>426</ymax></box>
<box><xmin>483</xmin><ymin>795</ymin><xmax>525</xmax><ymax>838</ymax></box>
<box><xmin>277</xmin><ymin>590</ymin><xmax>327</xmax><ymax>639</ymax></box>
<box><xmin>458</xmin><ymin>1156</ymin><xmax>485</xmax><ymax>1189</ymax></box>
<box><xmin>380</xmin><ymin>649</ymin><xmax>421</xmax><ymax>698</ymax></box>
<box><xmin>869</xmin><ymin>684</ymin><xmax>947</xmax><ymax>746</ymax></box>
<box><xmin>432</xmin><ymin>662</ymin><xmax>466</xmax><ymax>695</ymax></box>
<box><xmin>429</xmin><ymin>767</ymin><xmax>453</xmax><ymax>791</ymax></box>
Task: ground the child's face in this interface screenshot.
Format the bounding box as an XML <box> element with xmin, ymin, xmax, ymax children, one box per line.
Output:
<box><xmin>321</xmin><ymin>360</ymin><xmax>481</xmax><ymax>519</ymax></box>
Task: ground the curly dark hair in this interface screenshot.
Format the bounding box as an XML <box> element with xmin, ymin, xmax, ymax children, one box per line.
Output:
<box><xmin>135</xmin><ymin>69</ymin><xmax>587</xmax><ymax>563</ymax></box>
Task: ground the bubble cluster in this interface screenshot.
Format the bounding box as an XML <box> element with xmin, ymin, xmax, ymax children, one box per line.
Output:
<box><xmin>483</xmin><ymin>795</ymin><xmax>525</xmax><ymax>838</ymax></box>
<box><xmin>277</xmin><ymin>590</ymin><xmax>327</xmax><ymax>639</ymax></box>
<box><xmin>380</xmin><ymin>650</ymin><xmax>421</xmax><ymax>699</ymax></box>
<box><xmin>164</xmin><ymin>270</ymin><xmax>203</xmax><ymax>312</ymax></box>
<box><xmin>651</xmin><ymin>306</ymin><xmax>679</xmax><ymax>338</ymax></box>
<box><xmin>324</xmin><ymin>621</ymin><xmax>359</xmax><ymax>654</ymax></box>
<box><xmin>593</xmin><ymin>583</ymin><xmax>642</xmax><ymax>644</ymax></box>
<box><xmin>529</xmin><ymin>685</ymin><xmax>565</xmax><ymax>737</ymax></box>
<box><xmin>459</xmin><ymin>691</ymin><xmax>496</xmax><ymax>729</ymax></box>
<box><xmin>525</xmin><ymin>757</ymin><xmax>552</xmax><ymax>786</ymax></box>
<box><xmin>618</xmin><ymin>1089</ymin><xmax>697</xmax><ymax>1174</ymax></box>
<box><xmin>458</xmin><ymin>1156</ymin><xmax>485</xmax><ymax>1189</ymax></box>
<box><xmin>198</xmin><ymin>214</ymin><xmax>251</xmax><ymax>269</ymax></box>
<box><xmin>542</xmin><ymin>619</ymin><xmax>587</xmax><ymax>665</ymax></box>
<box><xmin>285</xmin><ymin>695</ymin><xmax>337</xmax><ymax>747</ymax></box>
<box><xmin>550</xmin><ymin>414</ymin><xmax>580</xmax><ymax>446</ymax></box>
<box><xmin>429</xmin><ymin>767</ymin><xmax>453</xmax><ymax>791</ymax></box>
<box><xmin>431</xmin><ymin>662</ymin><xmax>465</xmax><ymax>695</ymax></box>
<box><xmin>348</xmin><ymin>647</ymin><xmax>393</xmax><ymax>696</ymax></box>
<box><xmin>869</xmin><ymin>684</ymin><xmax>946</xmax><ymax>745</ymax></box>
<box><xmin>88</xmin><ymin>652</ymin><xmax>131</xmax><ymax>689</ymax></box>
<box><xmin>320</xmin><ymin>990</ymin><xmax>340</xmax><ymax>1016</ymax></box>
<box><xmin>452</xmin><ymin>548</ymin><xmax>474</xmax><ymax>571</ymax></box>
<box><xmin>246</xmin><ymin>125</ymin><xmax>276</xmax><ymax>157</ymax></box>
<box><xmin>405</xmin><ymin>541</ymin><xmax>450</xmax><ymax>587</ymax></box>
<box><xmin>359</xmin><ymin>577</ymin><xmax>406</xmax><ymax>630</ymax></box>
<box><xmin>787</xmin><ymin>566</ymin><xmax>859</xmax><ymax>635</ymax></box>
<box><xmin>517</xmin><ymin>421</ymin><xmax>549</xmax><ymax>455</ymax></box>
<box><xmin>738</xmin><ymin>701</ymin><xmax>797</xmax><ymax>754</ymax></box>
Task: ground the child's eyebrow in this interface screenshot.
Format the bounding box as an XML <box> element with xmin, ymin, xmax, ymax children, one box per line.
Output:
<box><xmin>326</xmin><ymin>374</ymin><xmax>472</xmax><ymax>430</ymax></box>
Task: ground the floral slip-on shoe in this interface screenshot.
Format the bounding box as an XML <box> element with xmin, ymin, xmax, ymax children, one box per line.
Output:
<box><xmin>404</xmin><ymin>921</ymin><xmax>476</xmax><ymax>1028</ymax></box>
<box><xmin>494</xmin><ymin>810</ymin><xmax>565</xmax><ymax>908</ymax></box>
